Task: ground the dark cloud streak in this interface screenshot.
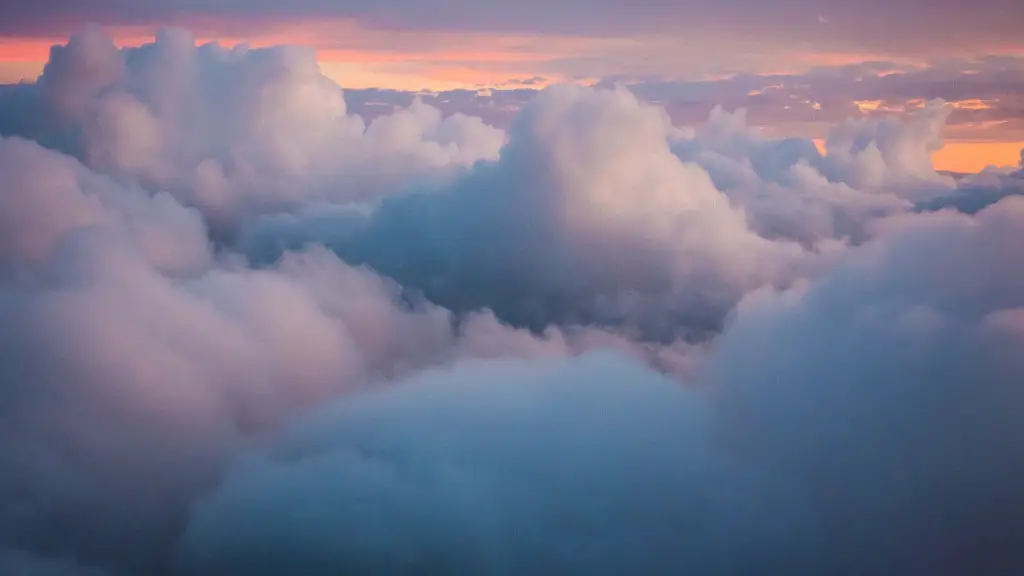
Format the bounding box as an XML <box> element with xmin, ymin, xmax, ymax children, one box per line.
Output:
<box><xmin>1</xmin><ymin>0</ymin><xmax>1023</xmax><ymax>57</ymax></box>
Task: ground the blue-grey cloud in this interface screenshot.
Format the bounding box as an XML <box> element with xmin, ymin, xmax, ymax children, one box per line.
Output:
<box><xmin>177</xmin><ymin>352</ymin><xmax>811</xmax><ymax>575</ymax></box>
<box><xmin>183</xmin><ymin>196</ymin><xmax>1024</xmax><ymax>574</ymax></box>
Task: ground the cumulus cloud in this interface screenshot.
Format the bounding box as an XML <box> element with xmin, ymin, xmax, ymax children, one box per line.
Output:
<box><xmin>916</xmin><ymin>169</ymin><xmax>1024</xmax><ymax>214</ymax></box>
<box><xmin>670</xmin><ymin>106</ymin><xmax>912</xmax><ymax>244</ymax></box>
<box><xmin>177</xmin><ymin>352</ymin><xmax>808</xmax><ymax>575</ymax></box>
<box><xmin>243</xmin><ymin>86</ymin><xmax>817</xmax><ymax>340</ymax></box>
<box><xmin>180</xmin><ymin>197</ymin><xmax>1024</xmax><ymax>574</ymax></box>
<box><xmin>0</xmin><ymin>27</ymin><xmax>1023</xmax><ymax>576</ymax></box>
<box><xmin>821</xmin><ymin>98</ymin><xmax>954</xmax><ymax>193</ymax></box>
<box><xmin>0</xmin><ymin>127</ymin><xmax>699</xmax><ymax>573</ymax></box>
<box><xmin>244</xmin><ymin>90</ymin><xmax>964</xmax><ymax>336</ymax></box>
<box><xmin>668</xmin><ymin>94</ymin><xmax>959</xmax><ymax>200</ymax></box>
<box><xmin>1</xmin><ymin>26</ymin><xmax>504</xmax><ymax>233</ymax></box>
<box><xmin>707</xmin><ymin>197</ymin><xmax>1024</xmax><ymax>572</ymax></box>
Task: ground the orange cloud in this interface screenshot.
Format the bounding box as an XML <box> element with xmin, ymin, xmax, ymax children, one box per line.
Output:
<box><xmin>949</xmin><ymin>98</ymin><xmax>995</xmax><ymax>110</ymax></box>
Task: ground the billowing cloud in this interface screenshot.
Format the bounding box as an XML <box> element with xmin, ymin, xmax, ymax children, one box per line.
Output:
<box><xmin>0</xmin><ymin>28</ymin><xmax>1022</xmax><ymax>576</ymax></box>
<box><xmin>0</xmin><ymin>26</ymin><xmax>505</xmax><ymax>233</ymax></box>
<box><xmin>707</xmin><ymin>197</ymin><xmax>1024</xmax><ymax>572</ymax></box>
<box><xmin>0</xmin><ymin>133</ymin><xmax>702</xmax><ymax>573</ymax></box>
<box><xmin>177</xmin><ymin>352</ymin><xmax>809</xmax><ymax>575</ymax></box>
<box><xmin>243</xmin><ymin>88</ymin><xmax>964</xmax><ymax>336</ymax></box>
<box><xmin>181</xmin><ymin>196</ymin><xmax>1024</xmax><ymax>574</ymax></box>
<box><xmin>242</xmin><ymin>85</ymin><xmax>814</xmax><ymax>339</ymax></box>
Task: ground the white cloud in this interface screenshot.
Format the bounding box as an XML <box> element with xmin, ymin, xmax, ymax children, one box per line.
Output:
<box><xmin>9</xmin><ymin>26</ymin><xmax>505</xmax><ymax>231</ymax></box>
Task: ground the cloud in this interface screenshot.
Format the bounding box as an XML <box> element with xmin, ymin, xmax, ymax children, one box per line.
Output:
<box><xmin>177</xmin><ymin>352</ymin><xmax>808</xmax><ymax>575</ymax></box>
<box><xmin>0</xmin><ymin>26</ymin><xmax>505</xmax><ymax>233</ymax></box>
<box><xmin>917</xmin><ymin>169</ymin><xmax>1024</xmax><ymax>214</ymax></box>
<box><xmin>707</xmin><ymin>196</ymin><xmax>1024</xmax><ymax>572</ymax></box>
<box><xmin>241</xmin><ymin>84</ymin><xmax>814</xmax><ymax>340</ymax></box>
<box><xmin>185</xmin><ymin>198</ymin><xmax>1024</xmax><ymax>574</ymax></box>
<box><xmin>0</xmin><ymin>140</ymin><xmax>694</xmax><ymax>573</ymax></box>
<box><xmin>669</xmin><ymin>105</ymin><xmax>918</xmax><ymax>244</ymax></box>
<box><xmin>339</xmin><ymin>56</ymin><xmax>1024</xmax><ymax>143</ymax></box>
<box><xmin>0</xmin><ymin>100</ymin><xmax>700</xmax><ymax>572</ymax></box>
<box><xmin>243</xmin><ymin>89</ymin><xmax>965</xmax><ymax>336</ymax></box>
<box><xmin>179</xmin><ymin>197</ymin><xmax>1024</xmax><ymax>574</ymax></box>
<box><xmin>820</xmin><ymin>98</ymin><xmax>954</xmax><ymax>193</ymax></box>
<box><xmin>0</xmin><ymin>27</ymin><xmax>1023</xmax><ymax>576</ymax></box>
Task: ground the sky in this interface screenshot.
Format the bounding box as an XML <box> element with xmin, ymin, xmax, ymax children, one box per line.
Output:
<box><xmin>1</xmin><ymin>0</ymin><xmax>1024</xmax><ymax>172</ymax></box>
<box><xmin>3</xmin><ymin>0</ymin><xmax>1024</xmax><ymax>87</ymax></box>
<box><xmin>2</xmin><ymin>4</ymin><xmax>1024</xmax><ymax>575</ymax></box>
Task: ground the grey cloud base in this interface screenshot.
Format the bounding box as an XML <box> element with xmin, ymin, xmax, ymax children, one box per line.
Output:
<box><xmin>0</xmin><ymin>28</ymin><xmax>1023</xmax><ymax>575</ymax></box>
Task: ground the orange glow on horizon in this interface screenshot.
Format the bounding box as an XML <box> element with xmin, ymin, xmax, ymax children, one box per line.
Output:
<box><xmin>0</xmin><ymin>26</ymin><xmax>1021</xmax><ymax>171</ymax></box>
<box><xmin>950</xmin><ymin>98</ymin><xmax>995</xmax><ymax>110</ymax></box>
<box><xmin>932</xmin><ymin>141</ymin><xmax>1024</xmax><ymax>173</ymax></box>
<box><xmin>813</xmin><ymin>139</ymin><xmax>1023</xmax><ymax>174</ymax></box>
<box><xmin>0</xmin><ymin>23</ymin><xmax>961</xmax><ymax>90</ymax></box>
<box><xmin>0</xmin><ymin>23</ymin><xmax>585</xmax><ymax>89</ymax></box>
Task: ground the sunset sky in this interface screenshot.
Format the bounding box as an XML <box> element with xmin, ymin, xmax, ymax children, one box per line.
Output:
<box><xmin>1</xmin><ymin>0</ymin><xmax>1023</xmax><ymax>171</ymax></box>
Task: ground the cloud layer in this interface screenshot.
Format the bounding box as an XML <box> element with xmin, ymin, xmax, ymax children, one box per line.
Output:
<box><xmin>2</xmin><ymin>0</ymin><xmax>1023</xmax><ymax>59</ymax></box>
<box><xmin>342</xmin><ymin>56</ymin><xmax>1024</xmax><ymax>145</ymax></box>
<box><xmin>0</xmin><ymin>28</ymin><xmax>1023</xmax><ymax>575</ymax></box>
